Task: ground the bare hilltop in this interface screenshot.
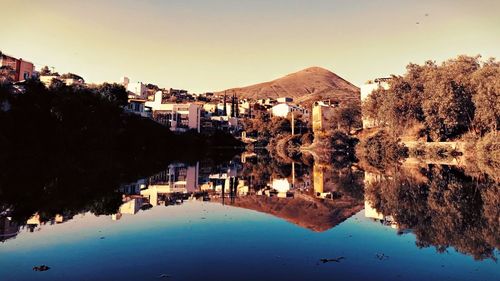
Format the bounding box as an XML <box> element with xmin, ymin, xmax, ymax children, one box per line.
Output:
<box><xmin>216</xmin><ymin>66</ymin><xmax>360</xmax><ymax>107</ymax></box>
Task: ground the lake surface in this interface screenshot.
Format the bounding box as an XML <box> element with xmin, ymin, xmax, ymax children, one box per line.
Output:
<box><xmin>1</xmin><ymin>153</ymin><xmax>499</xmax><ymax>281</ymax></box>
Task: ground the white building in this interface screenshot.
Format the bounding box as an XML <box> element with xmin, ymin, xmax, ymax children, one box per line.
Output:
<box><xmin>146</xmin><ymin>91</ymin><xmax>201</xmax><ymax>133</ymax></box>
<box><xmin>126</xmin><ymin>81</ymin><xmax>147</xmax><ymax>99</ymax></box>
<box><xmin>271</xmin><ymin>103</ymin><xmax>309</xmax><ymax>118</ymax></box>
<box><xmin>277</xmin><ymin>97</ymin><xmax>293</xmax><ymax>103</ymax></box>
<box><xmin>124</xmin><ymin>98</ymin><xmax>153</xmax><ymax>119</ymax></box>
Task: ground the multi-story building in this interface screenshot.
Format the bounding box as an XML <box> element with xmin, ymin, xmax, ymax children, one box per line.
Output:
<box><xmin>146</xmin><ymin>91</ymin><xmax>201</xmax><ymax>132</ymax></box>
<box><xmin>312</xmin><ymin>101</ymin><xmax>338</xmax><ymax>133</ymax></box>
<box><xmin>124</xmin><ymin>98</ymin><xmax>153</xmax><ymax>119</ymax></box>
<box><xmin>141</xmin><ymin>163</ymin><xmax>200</xmax><ymax>206</ymax></box>
<box><xmin>0</xmin><ymin>52</ymin><xmax>35</xmax><ymax>81</ymax></box>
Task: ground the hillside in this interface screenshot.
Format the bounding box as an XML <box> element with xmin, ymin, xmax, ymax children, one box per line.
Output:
<box><xmin>216</xmin><ymin>67</ymin><xmax>360</xmax><ymax>107</ymax></box>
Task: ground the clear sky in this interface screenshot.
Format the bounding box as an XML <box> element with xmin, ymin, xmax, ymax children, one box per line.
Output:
<box><xmin>1</xmin><ymin>0</ymin><xmax>498</xmax><ymax>92</ymax></box>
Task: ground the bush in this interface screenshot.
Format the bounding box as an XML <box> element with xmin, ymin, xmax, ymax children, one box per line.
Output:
<box><xmin>476</xmin><ymin>131</ymin><xmax>500</xmax><ymax>169</ymax></box>
<box><xmin>361</xmin><ymin>129</ymin><xmax>408</xmax><ymax>169</ymax></box>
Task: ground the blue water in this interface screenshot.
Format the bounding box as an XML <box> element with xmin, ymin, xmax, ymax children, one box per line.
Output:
<box><xmin>1</xmin><ymin>201</ymin><xmax>498</xmax><ymax>281</ymax></box>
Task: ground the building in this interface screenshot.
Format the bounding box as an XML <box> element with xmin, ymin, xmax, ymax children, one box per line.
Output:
<box><xmin>40</xmin><ymin>74</ymin><xmax>85</xmax><ymax>87</ymax></box>
<box><xmin>126</xmin><ymin>81</ymin><xmax>147</xmax><ymax>98</ymax></box>
<box><xmin>360</xmin><ymin>78</ymin><xmax>391</xmax><ymax>129</ymax></box>
<box><xmin>0</xmin><ymin>52</ymin><xmax>35</xmax><ymax>81</ymax></box>
<box><xmin>124</xmin><ymin>98</ymin><xmax>153</xmax><ymax>119</ymax></box>
<box><xmin>271</xmin><ymin>103</ymin><xmax>308</xmax><ymax>118</ymax></box>
<box><xmin>146</xmin><ymin>91</ymin><xmax>201</xmax><ymax>132</ymax></box>
<box><xmin>277</xmin><ymin>97</ymin><xmax>293</xmax><ymax>103</ymax></box>
<box><xmin>312</xmin><ymin>101</ymin><xmax>338</xmax><ymax>133</ymax></box>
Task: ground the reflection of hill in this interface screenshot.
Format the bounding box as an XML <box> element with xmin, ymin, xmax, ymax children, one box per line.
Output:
<box><xmin>224</xmin><ymin>194</ymin><xmax>363</xmax><ymax>232</ymax></box>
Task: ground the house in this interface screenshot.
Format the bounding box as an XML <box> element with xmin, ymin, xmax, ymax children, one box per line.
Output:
<box><xmin>277</xmin><ymin>97</ymin><xmax>293</xmax><ymax>103</ymax></box>
<box><xmin>360</xmin><ymin>78</ymin><xmax>391</xmax><ymax>129</ymax></box>
<box><xmin>0</xmin><ymin>52</ymin><xmax>35</xmax><ymax>81</ymax></box>
<box><xmin>312</xmin><ymin>101</ymin><xmax>338</xmax><ymax>133</ymax></box>
<box><xmin>146</xmin><ymin>91</ymin><xmax>201</xmax><ymax>133</ymax></box>
<box><xmin>202</xmin><ymin>103</ymin><xmax>219</xmax><ymax>116</ymax></box>
<box><xmin>124</xmin><ymin>98</ymin><xmax>153</xmax><ymax>119</ymax></box>
<box><xmin>271</xmin><ymin>103</ymin><xmax>309</xmax><ymax>118</ymax></box>
<box><xmin>40</xmin><ymin>73</ymin><xmax>85</xmax><ymax>87</ymax></box>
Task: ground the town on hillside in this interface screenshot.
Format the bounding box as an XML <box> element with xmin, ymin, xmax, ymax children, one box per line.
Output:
<box><xmin>0</xmin><ymin>51</ymin><xmax>378</xmax><ymax>141</ymax></box>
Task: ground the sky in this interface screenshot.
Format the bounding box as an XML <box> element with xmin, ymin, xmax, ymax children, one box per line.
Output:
<box><xmin>1</xmin><ymin>0</ymin><xmax>499</xmax><ymax>92</ymax></box>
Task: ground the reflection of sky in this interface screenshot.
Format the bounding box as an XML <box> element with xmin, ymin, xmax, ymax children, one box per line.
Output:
<box><xmin>1</xmin><ymin>202</ymin><xmax>498</xmax><ymax>281</ymax></box>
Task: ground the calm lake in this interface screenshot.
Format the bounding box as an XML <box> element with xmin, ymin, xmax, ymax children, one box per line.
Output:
<box><xmin>1</xmin><ymin>153</ymin><xmax>499</xmax><ymax>281</ymax></box>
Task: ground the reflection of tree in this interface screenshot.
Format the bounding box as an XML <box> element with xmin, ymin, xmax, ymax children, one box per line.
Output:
<box><xmin>365</xmin><ymin>165</ymin><xmax>499</xmax><ymax>260</ymax></box>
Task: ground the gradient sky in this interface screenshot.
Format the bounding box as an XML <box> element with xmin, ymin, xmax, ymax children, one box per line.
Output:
<box><xmin>1</xmin><ymin>0</ymin><xmax>499</xmax><ymax>92</ymax></box>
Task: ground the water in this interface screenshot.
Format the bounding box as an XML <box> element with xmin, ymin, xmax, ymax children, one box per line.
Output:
<box><xmin>1</xmin><ymin>154</ymin><xmax>499</xmax><ymax>281</ymax></box>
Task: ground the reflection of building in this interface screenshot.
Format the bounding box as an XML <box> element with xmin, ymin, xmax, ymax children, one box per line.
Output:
<box><xmin>112</xmin><ymin>197</ymin><xmax>144</xmax><ymax>220</ymax></box>
<box><xmin>141</xmin><ymin>163</ymin><xmax>200</xmax><ymax>206</ymax></box>
<box><xmin>360</xmin><ymin>78</ymin><xmax>390</xmax><ymax>129</ymax></box>
<box><xmin>313</xmin><ymin>163</ymin><xmax>336</xmax><ymax>198</ymax></box>
<box><xmin>364</xmin><ymin>199</ymin><xmax>399</xmax><ymax>229</ymax></box>
<box><xmin>270</xmin><ymin>178</ymin><xmax>293</xmax><ymax>198</ymax></box>
<box><xmin>0</xmin><ymin>216</ymin><xmax>19</xmax><ymax>242</ymax></box>
<box><xmin>363</xmin><ymin>171</ymin><xmax>401</xmax><ymax>230</ymax></box>
<box><xmin>25</xmin><ymin>213</ymin><xmax>70</xmax><ymax>231</ymax></box>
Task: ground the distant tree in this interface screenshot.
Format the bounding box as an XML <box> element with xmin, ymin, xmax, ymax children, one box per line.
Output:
<box><xmin>146</xmin><ymin>83</ymin><xmax>160</xmax><ymax>91</ymax></box>
<box><xmin>60</xmin><ymin>73</ymin><xmax>84</xmax><ymax>82</ymax></box>
<box><xmin>93</xmin><ymin>83</ymin><xmax>128</xmax><ymax>106</ymax></box>
<box><xmin>40</xmin><ymin>66</ymin><xmax>52</xmax><ymax>76</ymax></box>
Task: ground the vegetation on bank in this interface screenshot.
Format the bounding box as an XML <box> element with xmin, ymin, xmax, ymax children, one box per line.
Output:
<box><xmin>362</xmin><ymin>55</ymin><xmax>499</xmax><ymax>141</ymax></box>
<box><xmin>0</xmin><ymin>79</ymin><xmax>241</xmax><ymax>164</ymax></box>
<box><xmin>0</xmin><ymin>79</ymin><xmax>241</xmax><ymax>222</ymax></box>
<box><xmin>358</xmin><ymin>129</ymin><xmax>408</xmax><ymax>170</ymax></box>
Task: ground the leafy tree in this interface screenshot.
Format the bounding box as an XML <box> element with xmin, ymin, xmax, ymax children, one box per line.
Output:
<box><xmin>92</xmin><ymin>83</ymin><xmax>128</xmax><ymax>106</ymax></box>
<box><xmin>332</xmin><ymin>101</ymin><xmax>362</xmax><ymax>132</ymax></box>
<box><xmin>471</xmin><ymin>58</ymin><xmax>500</xmax><ymax>133</ymax></box>
<box><xmin>40</xmin><ymin>66</ymin><xmax>52</xmax><ymax>76</ymax></box>
<box><xmin>361</xmin><ymin>129</ymin><xmax>408</xmax><ymax>169</ymax></box>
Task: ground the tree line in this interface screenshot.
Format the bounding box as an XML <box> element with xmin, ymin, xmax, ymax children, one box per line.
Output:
<box><xmin>362</xmin><ymin>55</ymin><xmax>499</xmax><ymax>141</ymax></box>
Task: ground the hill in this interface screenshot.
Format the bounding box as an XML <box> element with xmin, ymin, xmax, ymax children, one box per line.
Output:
<box><xmin>216</xmin><ymin>67</ymin><xmax>360</xmax><ymax>107</ymax></box>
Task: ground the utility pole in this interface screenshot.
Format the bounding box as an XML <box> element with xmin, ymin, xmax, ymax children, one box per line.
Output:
<box><xmin>291</xmin><ymin>111</ymin><xmax>295</xmax><ymax>135</ymax></box>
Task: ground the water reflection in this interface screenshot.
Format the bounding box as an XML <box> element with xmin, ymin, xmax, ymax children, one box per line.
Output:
<box><xmin>364</xmin><ymin>164</ymin><xmax>499</xmax><ymax>260</ymax></box>
<box><xmin>1</xmin><ymin>152</ymin><xmax>499</xmax><ymax>265</ymax></box>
